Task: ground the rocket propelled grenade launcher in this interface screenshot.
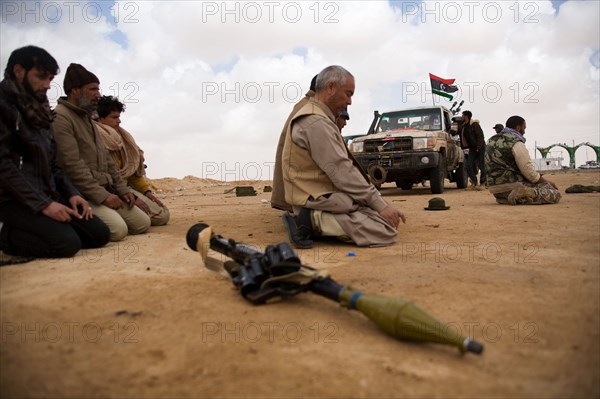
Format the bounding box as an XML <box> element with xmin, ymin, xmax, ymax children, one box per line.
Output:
<box><xmin>186</xmin><ymin>223</ymin><xmax>483</xmax><ymax>355</ymax></box>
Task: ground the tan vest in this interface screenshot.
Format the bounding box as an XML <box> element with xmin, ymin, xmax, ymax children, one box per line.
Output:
<box><xmin>282</xmin><ymin>101</ymin><xmax>342</xmax><ymax>206</ymax></box>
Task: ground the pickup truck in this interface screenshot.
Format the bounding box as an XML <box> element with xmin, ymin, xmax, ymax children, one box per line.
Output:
<box><xmin>349</xmin><ymin>106</ymin><xmax>468</xmax><ymax>194</ymax></box>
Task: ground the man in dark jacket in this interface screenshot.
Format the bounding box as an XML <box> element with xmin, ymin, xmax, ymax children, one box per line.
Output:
<box><xmin>0</xmin><ymin>46</ymin><xmax>110</xmax><ymax>261</ymax></box>
<box><xmin>461</xmin><ymin>110</ymin><xmax>486</xmax><ymax>188</ymax></box>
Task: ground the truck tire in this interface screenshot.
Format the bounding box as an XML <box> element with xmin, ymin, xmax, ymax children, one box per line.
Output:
<box><xmin>429</xmin><ymin>153</ymin><xmax>446</xmax><ymax>194</ymax></box>
<box><xmin>454</xmin><ymin>162</ymin><xmax>468</xmax><ymax>189</ymax></box>
<box><xmin>395</xmin><ymin>179</ymin><xmax>413</xmax><ymax>190</ymax></box>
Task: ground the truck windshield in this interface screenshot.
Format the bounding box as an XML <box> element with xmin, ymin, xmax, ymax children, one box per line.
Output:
<box><xmin>376</xmin><ymin>109</ymin><xmax>442</xmax><ymax>133</ymax></box>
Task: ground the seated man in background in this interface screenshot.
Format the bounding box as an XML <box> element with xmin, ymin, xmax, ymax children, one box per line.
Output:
<box><xmin>53</xmin><ymin>63</ymin><xmax>150</xmax><ymax>241</ymax></box>
<box><xmin>0</xmin><ymin>46</ymin><xmax>110</xmax><ymax>260</ymax></box>
<box><xmin>485</xmin><ymin>115</ymin><xmax>561</xmax><ymax>205</ymax></box>
<box><xmin>95</xmin><ymin>96</ymin><xmax>169</xmax><ymax>226</ymax></box>
<box><xmin>281</xmin><ymin>65</ymin><xmax>405</xmax><ymax>248</ymax></box>
<box><xmin>336</xmin><ymin>110</ymin><xmax>350</xmax><ymax>131</ymax></box>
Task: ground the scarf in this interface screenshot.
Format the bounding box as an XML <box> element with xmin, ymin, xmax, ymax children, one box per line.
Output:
<box><xmin>95</xmin><ymin>122</ymin><xmax>145</xmax><ymax>179</ymax></box>
<box><xmin>1</xmin><ymin>78</ymin><xmax>54</xmax><ymax>129</ymax></box>
<box><xmin>500</xmin><ymin>127</ymin><xmax>526</xmax><ymax>143</ymax></box>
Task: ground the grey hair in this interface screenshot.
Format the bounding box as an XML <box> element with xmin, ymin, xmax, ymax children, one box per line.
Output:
<box><xmin>315</xmin><ymin>65</ymin><xmax>353</xmax><ymax>92</ymax></box>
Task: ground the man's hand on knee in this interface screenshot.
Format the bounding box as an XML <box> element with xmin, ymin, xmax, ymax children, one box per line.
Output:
<box><xmin>379</xmin><ymin>204</ymin><xmax>405</xmax><ymax>229</ymax></box>
<box><xmin>121</xmin><ymin>193</ymin><xmax>136</xmax><ymax>209</ymax></box>
<box><xmin>538</xmin><ymin>175</ymin><xmax>558</xmax><ymax>190</ymax></box>
<box><xmin>102</xmin><ymin>194</ymin><xmax>124</xmax><ymax>210</ymax></box>
<box><xmin>42</xmin><ymin>202</ymin><xmax>79</xmax><ymax>222</ymax></box>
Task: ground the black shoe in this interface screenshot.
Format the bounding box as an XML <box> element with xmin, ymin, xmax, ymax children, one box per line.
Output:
<box><xmin>0</xmin><ymin>225</ymin><xmax>34</xmax><ymax>266</ymax></box>
<box><xmin>0</xmin><ymin>252</ymin><xmax>34</xmax><ymax>266</ymax></box>
<box><xmin>282</xmin><ymin>212</ymin><xmax>313</xmax><ymax>249</ymax></box>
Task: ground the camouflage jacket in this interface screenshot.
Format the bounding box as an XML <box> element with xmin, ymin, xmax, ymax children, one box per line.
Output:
<box><xmin>484</xmin><ymin>134</ymin><xmax>526</xmax><ymax>186</ymax></box>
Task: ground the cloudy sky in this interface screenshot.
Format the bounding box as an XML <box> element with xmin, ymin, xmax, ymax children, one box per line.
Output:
<box><xmin>2</xmin><ymin>0</ymin><xmax>598</xmax><ymax>179</ymax></box>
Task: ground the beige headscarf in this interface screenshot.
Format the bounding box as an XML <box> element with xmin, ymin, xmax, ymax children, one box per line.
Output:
<box><xmin>95</xmin><ymin>122</ymin><xmax>145</xmax><ymax>179</ymax></box>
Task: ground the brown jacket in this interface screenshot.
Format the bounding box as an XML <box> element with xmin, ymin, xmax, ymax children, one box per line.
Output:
<box><xmin>468</xmin><ymin>119</ymin><xmax>485</xmax><ymax>151</ymax></box>
<box><xmin>53</xmin><ymin>98</ymin><xmax>130</xmax><ymax>204</ymax></box>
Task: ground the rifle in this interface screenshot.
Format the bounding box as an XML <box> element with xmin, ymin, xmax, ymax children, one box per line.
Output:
<box><xmin>186</xmin><ymin>223</ymin><xmax>483</xmax><ymax>355</ymax></box>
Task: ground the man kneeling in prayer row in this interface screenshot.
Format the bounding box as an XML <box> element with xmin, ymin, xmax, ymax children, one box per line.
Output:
<box><xmin>278</xmin><ymin>65</ymin><xmax>406</xmax><ymax>249</ymax></box>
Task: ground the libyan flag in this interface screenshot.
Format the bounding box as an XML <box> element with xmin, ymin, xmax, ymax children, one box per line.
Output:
<box><xmin>430</xmin><ymin>73</ymin><xmax>458</xmax><ymax>100</ymax></box>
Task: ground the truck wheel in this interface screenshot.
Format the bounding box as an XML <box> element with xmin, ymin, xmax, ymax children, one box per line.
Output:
<box><xmin>395</xmin><ymin>180</ymin><xmax>413</xmax><ymax>190</ymax></box>
<box><xmin>454</xmin><ymin>162</ymin><xmax>468</xmax><ymax>189</ymax></box>
<box><xmin>429</xmin><ymin>153</ymin><xmax>446</xmax><ymax>194</ymax></box>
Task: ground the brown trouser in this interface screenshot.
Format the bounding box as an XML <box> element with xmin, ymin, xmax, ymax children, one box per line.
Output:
<box><xmin>296</xmin><ymin>193</ymin><xmax>397</xmax><ymax>247</ymax></box>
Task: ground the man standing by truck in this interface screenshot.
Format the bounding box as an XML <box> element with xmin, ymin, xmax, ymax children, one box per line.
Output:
<box><xmin>460</xmin><ymin>110</ymin><xmax>486</xmax><ymax>189</ymax></box>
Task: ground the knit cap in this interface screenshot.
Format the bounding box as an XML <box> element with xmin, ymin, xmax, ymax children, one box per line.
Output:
<box><xmin>63</xmin><ymin>63</ymin><xmax>99</xmax><ymax>94</ymax></box>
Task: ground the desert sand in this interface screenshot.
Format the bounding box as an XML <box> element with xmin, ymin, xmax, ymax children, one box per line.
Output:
<box><xmin>1</xmin><ymin>169</ymin><xmax>599</xmax><ymax>398</ymax></box>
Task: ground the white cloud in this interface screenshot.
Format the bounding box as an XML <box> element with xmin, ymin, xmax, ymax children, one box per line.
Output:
<box><xmin>1</xmin><ymin>0</ymin><xmax>598</xmax><ymax>178</ymax></box>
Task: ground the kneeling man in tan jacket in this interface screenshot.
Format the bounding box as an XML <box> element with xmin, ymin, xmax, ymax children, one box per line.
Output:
<box><xmin>53</xmin><ymin>63</ymin><xmax>150</xmax><ymax>241</ymax></box>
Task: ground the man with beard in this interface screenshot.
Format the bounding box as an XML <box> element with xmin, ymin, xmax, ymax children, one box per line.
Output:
<box><xmin>281</xmin><ymin>65</ymin><xmax>405</xmax><ymax>248</ymax></box>
<box><xmin>53</xmin><ymin>64</ymin><xmax>150</xmax><ymax>241</ymax></box>
<box><xmin>0</xmin><ymin>46</ymin><xmax>110</xmax><ymax>262</ymax></box>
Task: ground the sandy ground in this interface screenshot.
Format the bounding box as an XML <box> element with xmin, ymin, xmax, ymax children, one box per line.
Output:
<box><xmin>1</xmin><ymin>170</ymin><xmax>599</xmax><ymax>398</ymax></box>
